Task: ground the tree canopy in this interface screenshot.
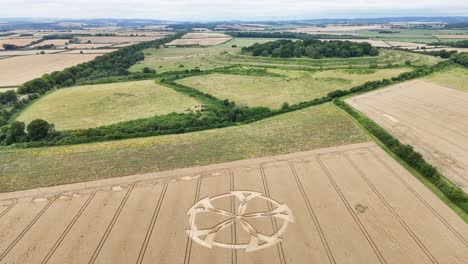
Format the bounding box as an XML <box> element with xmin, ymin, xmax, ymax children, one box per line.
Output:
<box><xmin>241</xmin><ymin>39</ymin><xmax>379</xmax><ymax>59</ymax></box>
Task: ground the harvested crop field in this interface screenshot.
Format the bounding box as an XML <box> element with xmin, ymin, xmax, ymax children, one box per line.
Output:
<box><xmin>0</xmin><ymin>54</ymin><xmax>99</xmax><ymax>86</ymax></box>
<box><xmin>0</xmin><ymin>50</ymin><xmax>65</xmax><ymax>56</ymax></box>
<box><xmin>0</xmin><ymin>38</ymin><xmax>39</xmax><ymax>49</ymax></box>
<box><xmin>0</xmin><ymin>142</ymin><xmax>467</xmax><ymax>264</ymax></box>
<box><xmin>16</xmin><ymin>80</ymin><xmax>201</xmax><ymax>130</ymax></box>
<box><xmin>177</xmin><ymin>68</ymin><xmax>411</xmax><ymax>108</ymax></box>
<box><xmin>433</xmin><ymin>35</ymin><xmax>468</xmax><ymax>39</ymax></box>
<box><xmin>347</xmin><ymin>80</ymin><xmax>468</xmax><ymax>192</ymax></box>
<box><xmin>182</xmin><ymin>32</ymin><xmax>231</xmax><ymax>39</ymax></box>
<box><xmin>76</xmin><ymin>36</ymin><xmax>161</xmax><ymax>44</ymax></box>
<box><xmin>167</xmin><ymin>37</ymin><xmax>232</xmax><ymax>46</ymax></box>
<box><xmin>290</xmin><ymin>25</ymin><xmax>388</xmax><ymax>32</ymax></box>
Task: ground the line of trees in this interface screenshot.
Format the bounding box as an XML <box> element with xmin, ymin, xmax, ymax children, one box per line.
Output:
<box><xmin>241</xmin><ymin>39</ymin><xmax>379</xmax><ymax>59</ymax></box>
<box><xmin>451</xmin><ymin>52</ymin><xmax>468</xmax><ymax>67</ymax></box>
<box><xmin>335</xmin><ymin>99</ymin><xmax>468</xmax><ymax>213</ymax></box>
<box><xmin>432</xmin><ymin>40</ymin><xmax>468</xmax><ymax>48</ymax></box>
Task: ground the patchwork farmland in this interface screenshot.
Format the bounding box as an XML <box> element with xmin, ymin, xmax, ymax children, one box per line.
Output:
<box><xmin>0</xmin><ymin>142</ymin><xmax>466</xmax><ymax>264</ymax></box>
<box><xmin>0</xmin><ymin>17</ymin><xmax>468</xmax><ymax>264</ymax></box>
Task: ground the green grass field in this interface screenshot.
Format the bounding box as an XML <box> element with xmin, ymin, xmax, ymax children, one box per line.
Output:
<box><xmin>130</xmin><ymin>38</ymin><xmax>442</xmax><ymax>73</ymax></box>
<box><xmin>0</xmin><ymin>103</ymin><xmax>369</xmax><ymax>192</ymax></box>
<box><xmin>423</xmin><ymin>65</ymin><xmax>468</xmax><ymax>92</ymax></box>
<box><xmin>16</xmin><ymin>80</ymin><xmax>201</xmax><ymax>130</ymax></box>
<box><xmin>176</xmin><ymin>68</ymin><xmax>411</xmax><ymax>108</ymax></box>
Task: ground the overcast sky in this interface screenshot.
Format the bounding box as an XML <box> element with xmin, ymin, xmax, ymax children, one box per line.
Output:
<box><xmin>0</xmin><ymin>0</ymin><xmax>467</xmax><ymax>21</ymax></box>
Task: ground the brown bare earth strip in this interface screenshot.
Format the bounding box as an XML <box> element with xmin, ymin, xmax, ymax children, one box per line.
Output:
<box><xmin>93</xmin><ymin>183</ymin><xmax>164</xmax><ymax>264</ymax></box>
<box><xmin>45</xmin><ymin>188</ymin><xmax>128</xmax><ymax>264</ymax></box>
<box><xmin>262</xmin><ymin>161</ymin><xmax>334</xmax><ymax>264</ymax></box>
<box><xmin>351</xmin><ymin>147</ymin><xmax>468</xmax><ymax>263</ymax></box>
<box><xmin>324</xmin><ymin>152</ymin><xmax>436</xmax><ymax>263</ymax></box>
<box><xmin>293</xmin><ymin>157</ymin><xmax>382</xmax><ymax>263</ymax></box>
<box><xmin>2</xmin><ymin>194</ymin><xmax>91</xmax><ymax>264</ymax></box>
<box><xmin>0</xmin><ymin>196</ymin><xmax>57</xmax><ymax>262</ymax></box>
<box><xmin>135</xmin><ymin>181</ymin><xmax>168</xmax><ymax>264</ymax></box>
<box><xmin>42</xmin><ymin>192</ymin><xmax>96</xmax><ymax>264</ymax></box>
<box><xmin>140</xmin><ymin>178</ymin><xmax>198</xmax><ymax>264</ymax></box>
<box><xmin>188</xmin><ymin>171</ymin><xmax>232</xmax><ymax>264</ymax></box>
<box><xmin>232</xmin><ymin>166</ymin><xmax>281</xmax><ymax>264</ymax></box>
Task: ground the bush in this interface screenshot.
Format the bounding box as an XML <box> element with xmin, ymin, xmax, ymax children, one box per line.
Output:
<box><xmin>27</xmin><ymin>119</ymin><xmax>54</xmax><ymax>141</ymax></box>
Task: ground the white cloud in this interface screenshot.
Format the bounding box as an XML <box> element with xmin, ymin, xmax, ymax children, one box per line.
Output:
<box><xmin>0</xmin><ymin>0</ymin><xmax>466</xmax><ymax>20</ymax></box>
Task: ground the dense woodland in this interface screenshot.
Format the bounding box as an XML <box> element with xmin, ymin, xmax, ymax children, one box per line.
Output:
<box><xmin>241</xmin><ymin>39</ymin><xmax>379</xmax><ymax>58</ymax></box>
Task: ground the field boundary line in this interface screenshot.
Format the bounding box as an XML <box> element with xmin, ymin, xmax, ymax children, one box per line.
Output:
<box><xmin>260</xmin><ymin>163</ymin><xmax>287</xmax><ymax>264</ymax></box>
<box><xmin>343</xmin><ymin>151</ymin><xmax>439</xmax><ymax>264</ymax></box>
<box><xmin>288</xmin><ymin>161</ymin><xmax>336</xmax><ymax>264</ymax></box>
<box><xmin>368</xmin><ymin>147</ymin><xmax>468</xmax><ymax>247</ymax></box>
<box><xmin>88</xmin><ymin>184</ymin><xmax>135</xmax><ymax>264</ymax></box>
<box><xmin>42</xmin><ymin>192</ymin><xmax>97</xmax><ymax>264</ymax></box>
<box><xmin>136</xmin><ymin>181</ymin><xmax>169</xmax><ymax>264</ymax></box>
<box><xmin>0</xmin><ymin>199</ymin><xmax>17</xmax><ymax>221</ymax></box>
<box><xmin>317</xmin><ymin>153</ymin><xmax>388</xmax><ymax>264</ymax></box>
<box><xmin>183</xmin><ymin>176</ymin><xmax>202</xmax><ymax>264</ymax></box>
<box><xmin>0</xmin><ymin>195</ymin><xmax>58</xmax><ymax>262</ymax></box>
<box><xmin>229</xmin><ymin>169</ymin><xmax>237</xmax><ymax>264</ymax></box>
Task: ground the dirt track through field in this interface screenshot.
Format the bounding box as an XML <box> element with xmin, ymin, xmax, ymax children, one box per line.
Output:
<box><xmin>0</xmin><ymin>142</ymin><xmax>466</xmax><ymax>263</ymax></box>
<box><xmin>347</xmin><ymin>80</ymin><xmax>468</xmax><ymax>192</ymax></box>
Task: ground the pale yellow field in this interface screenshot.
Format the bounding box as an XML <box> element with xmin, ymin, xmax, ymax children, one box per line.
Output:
<box><xmin>0</xmin><ymin>50</ymin><xmax>65</xmax><ymax>56</ymax></box>
<box><xmin>320</xmin><ymin>39</ymin><xmax>391</xmax><ymax>47</ymax></box>
<box><xmin>76</xmin><ymin>36</ymin><xmax>161</xmax><ymax>44</ymax></box>
<box><xmin>182</xmin><ymin>32</ymin><xmax>231</xmax><ymax>39</ymax></box>
<box><xmin>167</xmin><ymin>38</ymin><xmax>232</xmax><ymax>46</ymax></box>
<box><xmin>0</xmin><ymin>54</ymin><xmax>99</xmax><ymax>86</ymax></box>
<box><xmin>348</xmin><ymin>80</ymin><xmax>468</xmax><ymax>192</ymax></box>
<box><xmin>433</xmin><ymin>35</ymin><xmax>468</xmax><ymax>39</ymax></box>
<box><xmin>0</xmin><ymin>38</ymin><xmax>39</xmax><ymax>49</ymax></box>
<box><xmin>290</xmin><ymin>25</ymin><xmax>389</xmax><ymax>32</ymax></box>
